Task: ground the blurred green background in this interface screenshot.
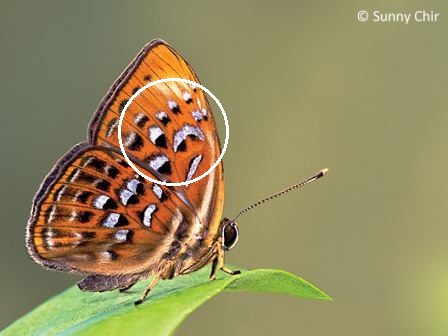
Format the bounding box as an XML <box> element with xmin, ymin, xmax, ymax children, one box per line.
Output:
<box><xmin>1</xmin><ymin>1</ymin><xmax>448</xmax><ymax>335</ymax></box>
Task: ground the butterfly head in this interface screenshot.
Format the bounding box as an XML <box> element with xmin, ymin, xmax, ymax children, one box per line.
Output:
<box><xmin>221</xmin><ymin>218</ymin><xmax>239</xmax><ymax>251</ymax></box>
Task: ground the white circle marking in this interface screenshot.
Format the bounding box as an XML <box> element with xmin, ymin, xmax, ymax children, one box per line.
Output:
<box><xmin>118</xmin><ymin>78</ymin><xmax>229</xmax><ymax>187</ymax></box>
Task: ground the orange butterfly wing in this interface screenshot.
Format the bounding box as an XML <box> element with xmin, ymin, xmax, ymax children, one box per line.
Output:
<box><xmin>27</xmin><ymin>39</ymin><xmax>224</xmax><ymax>279</ymax></box>
<box><xmin>28</xmin><ymin>144</ymin><xmax>173</xmax><ymax>275</ymax></box>
<box><xmin>89</xmin><ymin>39</ymin><xmax>223</xmax><ymax>235</ymax></box>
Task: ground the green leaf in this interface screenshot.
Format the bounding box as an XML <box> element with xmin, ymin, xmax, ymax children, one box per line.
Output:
<box><xmin>2</xmin><ymin>267</ymin><xmax>331</xmax><ymax>336</ymax></box>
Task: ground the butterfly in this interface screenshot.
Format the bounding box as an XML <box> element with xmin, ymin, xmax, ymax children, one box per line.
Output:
<box><xmin>26</xmin><ymin>39</ymin><xmax>328</xmax><ymax>305</ymax></box>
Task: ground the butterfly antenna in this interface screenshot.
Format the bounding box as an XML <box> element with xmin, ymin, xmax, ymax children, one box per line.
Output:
<box><xmin>232</xmin><ymin>168</ymin><xmax>329</xmax><ymax>221</ymax></box>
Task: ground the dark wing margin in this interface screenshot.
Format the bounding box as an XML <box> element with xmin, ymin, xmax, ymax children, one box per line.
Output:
<box><xmin>26</xmin><ymin>142</ymin><xmax>92</xmax><ymax>272</ymax></box>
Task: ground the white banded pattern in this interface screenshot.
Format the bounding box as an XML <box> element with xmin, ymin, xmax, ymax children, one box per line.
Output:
<box><xmin>182</xmin><ymin>91</ymin><xmax>192</xmax><ymax>103</ymax></box>
<box><xmin>44</xmin><ymin>227</ymin><xmax>58</xmax><ymax>248</ymax></box>
<box><xmin>47</xmin><ymin>205</ymin><xmax>58</xmax><ymax>224</ymax></box>
<box><xmin>152</xmin><ymin>184</ymin><xmax>164</xmax><ymax>199</ymax></box>
<box><xmin>126</xmin><ymin>178</ymin><xmax>141</xmax><ymax>193</ymax></box>
<box><xmin>116</xmin><ymin>178</ymin><xmax>142</xmax><ymax>206</ymax></box>
<box><xmin>156</xmin><ymin>111</ymin><xmax>168</xmax><ymax>121</ymax></box>
<box><xmin>69</xmin><ymin>169</ymin><xmax>81</xmax><ymax>182</ymax></box>
<box><xmin>119</xmin><ymin>189</ymin><xmax>134</xmax><ymax>206</ymax></box>
<box><xmin>192</xmin><ymin>110</ymin><xmax>205</xmax><ymax>121</ymax></box>
<box><xmin>173</xmin><ymin>125</ymin><xmax>205</xmax><ymax>152</ymax></box>
<box><xmin>115</xmin><ymin>229</ymin><xmax>130</xmax><ymax>241</ymax></box>
<box><xmin>168</xmin><ymin>100</ymin><xmax>179</xmax><ymax>112</ymax></box>
<box><xmin>93</xmin><ymin>195</ymin><xmax>111</xmax><ymax>209</ymax></box>
<box><xmin>134</xmin><ymin>112</ymin><xmax>148</xmax><ymax>126</ymax></box>
<box><xmin>103</xmin><ymin>213</ymin><xmax>120</xmax><ymax>228</ymax></box>
<box><xmin>101</xmin><ymin>212</ymin><xmax>128</xmax><ymax>228</ymax></box>
<box><xmin>99</xmin><ymin>251</ymin><xmax>117</xmax><ymax>261</ymax></box>
<box><xmin>148</xmin><ymin>154</ymin><xmax>169</xmax><ymax>171</ymax></box>
<box><xmin>106</xmin><ymin>119</ymin><xmax>118</xmax><ymax>137</ymax></box>
<box><xmin>142</xmin><ymin>204</ymin><xmax>157</xmax><ymax>227</ymax></box>
<box><xmin>124</xmin><ymin>132</ymin><xmax>136</xmax><ymax>147</ymax></box>
<box><xmin>55</xmin><ymin>185</ymin><xmax>67</xmax><ymax>202</ymax></box>
<box><xmin>186</xmin><ymin>155</ymin><xmax>203</xmax><ymax>182</ymax></box>
<box><xmin>148</xmin><ymin>125</ymin><xmax>164</xmax><ymax>144</ymax></box>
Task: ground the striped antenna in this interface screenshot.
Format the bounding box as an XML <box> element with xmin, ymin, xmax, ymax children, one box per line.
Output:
<box><xmin>232</xmin><ymin>168</ymin><xmax>329</xmax><ymax>221</ymax></box>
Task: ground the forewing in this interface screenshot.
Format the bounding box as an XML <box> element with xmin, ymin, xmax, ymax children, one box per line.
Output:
<box><xmin>27</xmin><ymin>143</ymin><xmax>185</xmax><ymax>276</ymax></box>
<box><xmin>88</xmin><ymin>39</ymin><xmax>224</xmax><ymax>239</ymax></box>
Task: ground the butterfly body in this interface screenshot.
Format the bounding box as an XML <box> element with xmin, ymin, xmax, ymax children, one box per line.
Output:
<box><xmin>26</xmin><ymin>39</ymin><xmax>238</xmax><ymax>303</ymax></box>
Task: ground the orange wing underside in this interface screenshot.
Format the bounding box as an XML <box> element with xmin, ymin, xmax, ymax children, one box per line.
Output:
<box><xmin>29</xmin><ymin>147</ymin><xmax>177</xmax><ymax>274</ymax></box>
<box><xmin>27</xmin><ymin>40</ymin><xmax>225</xmax><ymax>276</ymax></box>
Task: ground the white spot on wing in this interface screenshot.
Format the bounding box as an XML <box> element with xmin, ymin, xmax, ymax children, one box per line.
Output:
<box><xmin>115</xmin><ymin>229</ymin><xmax>129</xmax><ymax>241</ymax></box>
<box><xmin>99</xmin><ymin>251</ymin><xmax>110</xmax><ymax>261</ymax></box>
<box><xmin>156</xmin><ymin>111</ymin><xmax>167</xmax><ymax>121</ymax></box>
<box><xmin>152</xmin><ymin>184</ymin><xmax>163</xmax><ymax>199</ymax></box>
<box><xmin>103</xmin><ymin>213</ymin><xmax>120</xmax><ymax>228</ymax></box>
<box><xmin>148</xmin><ymin>125</ymin><xmax>164</xmax><ymax>144</ymax></box>
<box><xmin>119</xmin><ymin>189</ymin><xmax>134</xmax><ymax>205</ymax></box>
<box><xmin>173</xmin><ymin>125</ymin><xmax>205</xmax><ymax>152</ymax></box>
<box><xmin>142</xmin><ymin>204</ymin><xmax>157</xmax><ymax>227</ymax></box>
<box><xmin>46</xmin><ymin>228</ymin><xmax>57</xmax><ymax>238</ymax></box>
<box><xmin>126</xmin><ymin>179</ymin><xmax>140</xmax><ymax>193</ymax></box>
<box><xmin>148</xmin><ymin>155</ymin><xmax>169</xmax><ymax>171</ymax></box>
<box><xmin>192</xmin><ymin>109</ymin><xmax>208</xmax><ymax>121</ymax></box>
<box><xmin>73</xmin><ymin>233</ymin><xmax>84</xmax><ymax>247</ymax></box>
<box><xmin>99</xmin><ymin>251</ymin><xmax>115</xmax><ymax>261</ymax></box>
<box><xmin>124</xmin><ymin>132</ymin><xmax>137</xmax><ymax>148</ymax></box>
<box><xmin>134</xmin><ymin>112</ymin><xmax>146</xmax><ymax>125</ymax></box>
<box><xmin>186</xmin><ymin>155</ymin><xmax>203</xmax><ymax>182</ymax></box>
<box><xmin>182</xmin><ymin>91</ymin><xmax>192</xmax><ymax>102</ymax></box>
<box><xmin>44</xmin><ymin>229</ymin><xmax>59</xmax><ymax>249</ymax></box>
<box><xmin>168</xmin><ymin>100</ymin><xmax>178</xmax><ymax>111</ymax></box>
<box><xmin>45</xmin><ymin>237</ymin><xmax>55</xmax><ymax>248</ymax></box>
<box><xmin>69</xmin><ymin>209</ymin><xmax>77</xmax><ymax>222</ymax></box>
<box><xmin>192</xmin><ymin>110</ymin><xmax>203</xmax><ymax>121</ymax></box>
<box><xmin>93</xmin><ymin>195</ymin><xmax>110</xmax><ymax>209</ymax></box>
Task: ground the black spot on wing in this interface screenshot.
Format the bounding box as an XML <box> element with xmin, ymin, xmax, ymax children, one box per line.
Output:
<box><xmin>176</xmin><ymin>140</ymin><xmax>186</xmax><ymax>152</ymax></box>
<box><xmin>125</xmin><ymin>133</ymin><xmax>144</xmax><ymax>151</ymax></box>
<box><xmin>119</xmin><ymin>100</ymin><xmax>129</xmax><ymax>112</ymax></box>
<box><xmin>106</xmin><ymin>166</ymin><xmax>119</xmax><ymax>179</ymax></box>
<box><xmin>76</xmin><ymin>191</ymin><xmax>92</xmax><ymax>203</ymax></box>
<box><xmin>96</xmin><ymin>180</ymin><xmax>111</xmax><ymax>192</ymax></box>
<box><xmin>78</xmin><ymin>211</ymin><xmax>93</xmax><ymax>223</ymax></box>
<box><xmin>158</xmin><ymin>161</ymin><xmax>172</xmax><ymax>175</ymax></box>
<box><xmin>155</xmin><ymin>134</ymin><xmax>167</xmax><ymax>148</ymax></box>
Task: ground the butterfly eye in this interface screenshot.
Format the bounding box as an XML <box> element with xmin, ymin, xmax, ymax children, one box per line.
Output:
<box><xmin>222</xmin><ymin>220</ymin><xmax>239</xmax><ymax>251</ymax></box>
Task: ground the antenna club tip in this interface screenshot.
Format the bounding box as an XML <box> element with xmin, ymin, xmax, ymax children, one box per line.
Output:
<box><xmin>319</xmin><ymin>168</ymin><xmax>330</xmax><ymax>176</ymax></box>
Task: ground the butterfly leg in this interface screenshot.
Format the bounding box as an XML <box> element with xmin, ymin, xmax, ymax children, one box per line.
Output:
<box><xmin>209</xmin><ymin>257</ymin><xmax>219</xmax><ymax>280</ymax></box>
<box><xmin>134</xmin><ymin>272</ymin><xmax>162</xmax><ymax>305</ymax></box>
<box><xmin>135</xmin><ymin>261</ymin><xmax>173</xmax><ymax>305</ymax></box>
<box><xmin>216</xmin><ymin>239</ymin><xmax>241</xmax><ymax>276</ymax></box>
